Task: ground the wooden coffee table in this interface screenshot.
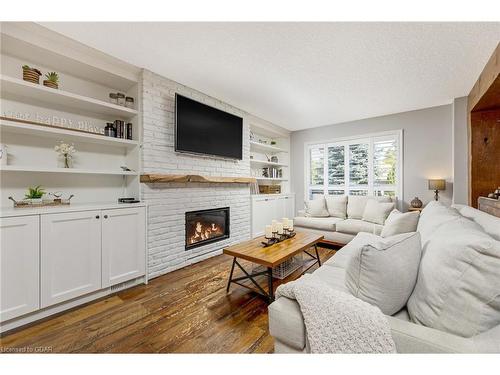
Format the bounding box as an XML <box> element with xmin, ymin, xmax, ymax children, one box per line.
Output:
<box><xmin>223</xmin><ymin>231</ymin><xmax>324</xmax><ymax>303</ymax></box>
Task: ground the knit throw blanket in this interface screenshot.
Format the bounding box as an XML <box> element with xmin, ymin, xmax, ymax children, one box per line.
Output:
<box><xmin>275</xmin><ymin>274</ymin><xmax>396</xmax><ymax>353</ymax></box>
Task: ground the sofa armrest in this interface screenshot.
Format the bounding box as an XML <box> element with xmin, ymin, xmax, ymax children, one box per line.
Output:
<box><xmin>388</xmin><ymin>316</ymin><xmax>475</xmax><ymax>353</ymax></box>
<box><xmin>296</xmin><ymin>210</ymin><xmax>306</xmax><ymax>217</ymax></box>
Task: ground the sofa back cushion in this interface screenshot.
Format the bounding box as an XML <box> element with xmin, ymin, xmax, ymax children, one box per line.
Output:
<box><xmin>345</xmin><ymin>232</ymin><xmax>422</xmax><ymax>315</ymax></box>
<box><xmin>362</xmin><ymin>200</ymin><xmax>395</xmax><ymax>225</ymax></box>
<box><xmin>304</xmin><ymin>197</ymin><xmax>330</xmax><ymax>217</ymax></box>
<box><xmin>347</xmin><ymin>196</ymin><xmax>392</xmax><ymax>219</ymax></box>
<box><xmin>417</xmin><ymin>201</ymin><xmax>461</xmax><ymax>245</ymax></box>
<box><xmin>381</xmin><ymin>210</ymin><xmax>420</xmax><ymax>237</ymax></box>
<box><xmin>325</xmin><ymin>195</ymin><xmax>347</xmax><ymax>218</ymax></box>
<box><xmin>453</xmin><ymin>204</ymin><xmax>500</xmax><ymax>241</ymax></box>
<box><xmin>408</xmin><ymin>217</ymin><xmax>500</xmax><ymax>337</ymax></box>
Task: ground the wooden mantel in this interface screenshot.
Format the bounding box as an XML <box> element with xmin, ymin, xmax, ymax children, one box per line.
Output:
<box><xmin>140</xmin><ymin>174</ymin><xmax>256</xmax><ymax>184</ymax></box>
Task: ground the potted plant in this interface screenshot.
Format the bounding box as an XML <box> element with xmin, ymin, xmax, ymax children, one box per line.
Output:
<box><xmin>43</xmin><ymin>72</ymin><xmax>59</xmax><ymax>89</ymax></box>
<box><xmin>24</xmin><ymin>185</ymin><xmax>45</xmax><ymax>205</ymax></box>
<box><xmin>54</xmin><ymin>141</ymin><xmax>76</xmax><ymax>168</ymax></box>
<box><xmin>22</xmin><ymin>65</ymin><xmax>42</xmax><ymax>84</ymax></box>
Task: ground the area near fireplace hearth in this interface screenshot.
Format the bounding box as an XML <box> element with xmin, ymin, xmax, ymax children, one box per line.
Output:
<box><xmin>140</xmin><ymin>70</ymin><xmax>292</xmax><ymax>278</ymax></box>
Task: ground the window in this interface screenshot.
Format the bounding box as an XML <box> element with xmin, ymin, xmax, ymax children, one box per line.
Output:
<box><xmin>306</xmin><ymin>132</ymin><xmax>402</xmax><ymax>202</ymax></box>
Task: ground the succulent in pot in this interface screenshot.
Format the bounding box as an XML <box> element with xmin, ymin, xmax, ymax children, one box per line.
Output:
<box><xmin>22</xmin><ymin>65</ymin><xmax>42</xmax><ymax>84</ymax></box>
<box><xmin>43</xmin><ymin>71</ymin><xmax>59</xmax><ymax>89</ymax></box>
<box><xmin>24</xmin><ymin>185</ymin><xmax>45</xmax><ymax>204</ymax></box>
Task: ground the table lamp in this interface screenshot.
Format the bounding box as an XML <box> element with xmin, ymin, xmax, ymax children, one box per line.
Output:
<box><xmin>428</xmin><ymin>179</ymin><xmax>446</xmax><ymax>201</ymax></box>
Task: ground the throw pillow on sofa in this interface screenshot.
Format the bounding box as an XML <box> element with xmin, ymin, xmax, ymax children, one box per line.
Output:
<box><xmin>380</xmin><ymin>209</ymin><xmax>420</xmax><ymax>237</ymax></box>
<box><xmin>304</xmin><ymin>197</ymin><xmax>329</xmax><ymax>217</ymax></box>
<box><xmin>347</xmin><ymin>196</ymin><xmax>392</xmax><ymax>220</ymax></box>
<box><xmin>362</xmin><ymin>199</ymin><xmax>395</xmax><ymax>225</ymax></box>
<box><xmin>416</xmin><ymin>201</ymin><xmax>461</xmax><ymax>245</ymax></box>
<box><xmin>408</xmin><ymin>217</ymin><xmax>500</xmax><ymax>337</ymax></box>
<box><xmin>345</xmin><ymin>232</ymin><xmax>422</xmax><ymax>315</ymax></box>
<box><xmin>325</xmin><ymin>195</ymin><xmax>347</xmax><ymax>218</ymax></box>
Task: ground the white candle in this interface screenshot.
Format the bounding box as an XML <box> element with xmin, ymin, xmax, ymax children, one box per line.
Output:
<box><xmin>271</xmin><ymin>219</ymin><xmax>278</xmax><ymax>232</ymax></box>
<box><xmin>288</xmin><ymin>220</ymin><xmax>293</xmax><ymax>231</ymax></box>
<box><xmin>282</xmin><ymin>218</ymin><xmax>289</xmax><ymax>229</ymax></box>
<box><xmin>265</xmin><ymin>225</ymin><xmax>273</xmax><ymax>238</ymax></box>
<box><xmin>276</xmin><ymin>222</ymin><xmax>284</xmax><ymax>235</ymax></box>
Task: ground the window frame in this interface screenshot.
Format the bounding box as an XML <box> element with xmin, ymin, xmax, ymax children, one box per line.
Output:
<box><xmin>304</xmin><ymin>130</ymin><xmax>403</xmax><ymax>209</ymax></box>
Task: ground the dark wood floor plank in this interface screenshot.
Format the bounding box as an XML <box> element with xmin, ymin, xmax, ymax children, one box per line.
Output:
<box><xmin>1</xmin><ymin>247</ymin><xmax>335</xmax><ymax>353</ymax></box>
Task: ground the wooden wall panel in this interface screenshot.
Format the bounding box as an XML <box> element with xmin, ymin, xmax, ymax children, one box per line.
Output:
<box><xmin>470</xmin><ymin>109</ymin><xmax>500</xmax><ymax>207</ymax></box>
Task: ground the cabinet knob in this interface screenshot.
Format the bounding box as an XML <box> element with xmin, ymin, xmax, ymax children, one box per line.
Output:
<box><xmin>104</xmin><ymin>215</ymin><xmax>108</xmax><ymax>219</ymax></box>
<box><xmin>95</xmin><ymin>215</ymin><xmax>100</xmax><ymax>219</ymax></box>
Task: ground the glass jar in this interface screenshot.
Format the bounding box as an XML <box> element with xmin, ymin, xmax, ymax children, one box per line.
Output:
<box><xmin>109</xmin><ymin>93</ymin><xmax>118</xmax><ymax>105</ymax></box>
<box><xmin>116</xmin><ymin>93</ymin><xmax>126</xmax><ymax>106</ymax></box>
<box><xmin>105</xmin><ymin>122</ymin><xmax>115</xmax><ymax>137</ymax></box>
<box><xmin>125</xmin><ymin>97</ymin><xmax>134</xmax><ymax>109</ymax></box>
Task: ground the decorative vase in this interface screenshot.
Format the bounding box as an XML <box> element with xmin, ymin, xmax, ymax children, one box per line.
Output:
<box><xmin>59</xmin><ymin>154</ymin><xmax>73</xmax><ymax>168</ymax></box>
<box><xmin>411</xmin><ymin>197</ymin><xmax>423</xmax><ymax>208</ymax></box>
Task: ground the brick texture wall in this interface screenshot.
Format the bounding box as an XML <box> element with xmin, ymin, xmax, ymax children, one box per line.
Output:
<box><xmin>141</xmin><ymin>69</ymin><xmax>253</xmax><ymax>278</ymax></box>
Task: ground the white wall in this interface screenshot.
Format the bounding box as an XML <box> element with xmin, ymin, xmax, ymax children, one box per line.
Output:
<box><xmin>290</xmin><ymin>104</ymin><xmax>454</xmax><ymax>211</ymax></box>
<box><xmin>452</xmin><ymin>96</ymin><xmax>469</xmax><ymax>205</ymax></box>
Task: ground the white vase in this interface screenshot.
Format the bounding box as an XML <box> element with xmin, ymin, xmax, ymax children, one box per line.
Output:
<box><xmin>0</xmin><ymin>144</ymin><xmax>7</xmax><ymax>166</ymax></box>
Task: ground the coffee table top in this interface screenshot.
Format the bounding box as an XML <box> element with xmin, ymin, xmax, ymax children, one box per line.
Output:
<box><xmin>223</xmin><ymin>231</ymin><xmax>324</xmax><ymax>268</ymax></box>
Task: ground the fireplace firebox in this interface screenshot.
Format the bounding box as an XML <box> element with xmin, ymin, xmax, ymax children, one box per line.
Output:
<box><xmin>185</xmin><ymin>207</ymin><xmax>230</xmax><ymax>250</ymax></box>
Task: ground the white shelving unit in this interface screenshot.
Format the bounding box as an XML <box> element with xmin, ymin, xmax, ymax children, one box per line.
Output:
<box><xmin>0</xmin><ymin>24</ymin><xmax>142</xmax><ymax>208</ymax></box>
<box><xmin>249</xmin><ymin>140</ymin><xmax>288</xmax><ymax>154</ymax></box>
<box><xmin>250</xmin><ymin>159</ymin><xmax>288</xmax><ymax>168</ymax></box>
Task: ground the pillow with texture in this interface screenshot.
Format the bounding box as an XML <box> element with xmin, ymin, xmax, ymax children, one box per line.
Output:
<box><xmin>381</xmin><ymin>209</ymin><xmax>420</xmax><ymax>237</ymax></box>
<box><xmin>408</xmin><ymin>217</ymin><xmax>500</xmax><ymax>337</ymax></box>
<box><xmin>345</xmin><ymin>232</ymin><xmax>422</xmax><ymax>315</ymax></box>
<box><xmin>417</xmin><ymin>201</ymin><xmax>461</xmax><ymax>245</ymax></box>
<box><xmin>304</xmin><ymin>197</ymin><xmax>329</xmax><ymax>217</ymax></box>
<box><xmin>325</xmin><ymin>195</ymin><xmax>347</xmax><ymax>218</ymax></box>
<box><xmin>362</xmin><ymin>199</ymin><xmax>395</xmax><ymax>225</ymax></box>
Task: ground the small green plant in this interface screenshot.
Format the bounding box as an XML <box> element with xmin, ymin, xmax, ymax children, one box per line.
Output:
<box><xmin>25</xmin><ymin>185</ymin><xmax>45</xmax><ymax>199</ymax></box>
<box><xmin>45</xmin><ymin>72</ymin><xmax>59</xmax><ymax>83</ymax></box>
<box><xmin>22</xmin><ymin>65</ymin><xmax>42</xmax><ymax>75</ymax></box>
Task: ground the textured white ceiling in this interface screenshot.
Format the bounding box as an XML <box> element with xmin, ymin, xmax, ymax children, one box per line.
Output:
<box><xmin>40</xmin><ymin>22</ymin><xmax>500</xmax><ymax>131</ymax></box>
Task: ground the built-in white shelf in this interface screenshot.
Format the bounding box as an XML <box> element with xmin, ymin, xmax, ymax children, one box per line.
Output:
<box><xmin>255</xmin><ymin>177</ymin><xmax>288</xmax><ymax>182</ymax></box>
<box><xmin>250</xmin><ymin>159</ymin><xmax>288</xmax><ymax>168</ymax></box>
<box><xmin>0</xmin><ymin>165</ymin><xmax>138</xmax><ymax>176</ymax></box>
<box><xmin>0</xmin><ymin>119</ymin><xmax>139</xmax><ymax>149</ymax></box>
<box><xmin>249</xmin><ymin>141</ymin><xmax>288</xmax><ymax>154</ymax></box>
<box><xmin>0</xmin><ymin>75</ymin><xmax>138</xmax><ymax>119</ymax></box>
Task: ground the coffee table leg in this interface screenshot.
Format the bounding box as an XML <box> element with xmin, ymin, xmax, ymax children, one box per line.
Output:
<box><xmin>314</xmin><ymin>244</ymin><xmax>321</xmax><ymax>267</ymax></box>
<box><xmin>267</xmin><ymin>267</ymin><xmax>274</xmax><ymax>302</ymax></box>
<box><xmin>226</xmin><ymin>257</ymin><xmax>236</xmax><ymax>292</ymax></box>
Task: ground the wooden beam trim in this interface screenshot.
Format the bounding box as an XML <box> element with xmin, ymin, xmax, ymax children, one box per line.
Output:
<box><xmin>140</xmin><ymin>174</ymin><xmax>256</xmax><ymax>184</ymax></box>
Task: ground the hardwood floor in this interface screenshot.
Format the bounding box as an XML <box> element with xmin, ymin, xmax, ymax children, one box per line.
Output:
<box><xmin>0</xmin><ymin>247</ymin><xmax>335</xmax><ymax>353</ymax></box>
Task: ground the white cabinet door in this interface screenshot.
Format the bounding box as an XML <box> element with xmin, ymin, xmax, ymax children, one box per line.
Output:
<box><xmin>101</xmin><ymin>207</ymin><xmax>146</xmax><ymax>288</ymax></box>
<box><xmin>41</xmin><ymin>210</ymin><xmax>102</xmax><ymax>308</ymax></box>
<box><xmin>284</xmin><ymin>195</ymin><xmax>295</xmax><ymax>218</ymax></box>
<box><xmin>275</xmin><ymin>196</ymin><xmax>287</xmax><ymax>219</ymax></box>
<box><xmin>252</xmin><ymin>197</ymin><xmax>276</xmax><ymax>237</ymax></box>
<box><xmin>0</xmin><ymin>216</ymin><xmax>39</xmax><ymax>321</ymax></box>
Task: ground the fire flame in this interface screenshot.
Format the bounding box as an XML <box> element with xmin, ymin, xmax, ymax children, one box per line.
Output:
<box><xmin>187</xmin><ymin>220</ymin><xmax>224</xmax><ymax>245</ymax></box>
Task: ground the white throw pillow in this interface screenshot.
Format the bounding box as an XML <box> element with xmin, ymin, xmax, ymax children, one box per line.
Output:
<box><xmin>347</xmin><ymin>196</ymin><xmax>392</xmax><ymax>219</ymax></box>
<box><xmin>381</xmin><ymin>210</ymin><xmax>420</xmax><ymax>237</ymax></box>
<box><xmin>417</xmin><ymin>201</ymin><xmax>461</xmax><ymax>245</ymax></box>
<box><xmin>304</xmin><ymin>197</ymin><xmax>329</xmax><ymax>217</ymax></box>
<box><xmin>362</xmin><ymin>200</ymin><xmax>395</xmax><ymax>225</ymax></box>
<box><xmin>408</xmin><ymin>217</ymin><xmax>500</xmax><ymax>337</ymax></box>
<box><xmin>452</xmin><ymin>204</ymin><xmax>500</xmax><ymax>241</ymax></box>
<box><xmin>325</xmin><ymin>195</ymin><xmax>347</xmax><ymax>218</ymax></box>
<box><xmin>345</xmin><ymin>232</ymin><xmax>422</xmax><ymax>315</ymax></box>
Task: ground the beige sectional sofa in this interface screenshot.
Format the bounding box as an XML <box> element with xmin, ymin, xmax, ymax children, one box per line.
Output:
<box><xmin>268</xmin><ymin>201</ymin><xmax>500</xmax><ymax>353</ymax></box>
<box><xmin>294</xmin><ymin>195</ymin><xmax>395</xmax><ymax>244</ymax></box>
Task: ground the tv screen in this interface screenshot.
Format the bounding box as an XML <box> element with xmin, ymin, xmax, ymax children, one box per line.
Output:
<box><xmin>175</xmin><ymin>94</ymin><xmax>243</xmax><ymax>160</ymax></box>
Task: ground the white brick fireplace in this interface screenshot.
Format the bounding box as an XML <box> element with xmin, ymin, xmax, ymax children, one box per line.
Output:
<box><xmin>141</xmin><ymin>70</ymin><xmax>254</xmax><ymax>278</ymax></box>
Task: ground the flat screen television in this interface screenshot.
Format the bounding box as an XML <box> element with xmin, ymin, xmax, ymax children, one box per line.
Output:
<box><xmin>175</xmin><ymin>94</ymin><xmax>243</xmax><ymax>160</ymax></box>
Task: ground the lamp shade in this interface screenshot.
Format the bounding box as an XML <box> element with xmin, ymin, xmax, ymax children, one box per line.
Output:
<box><xmin>428</xmin><ymin>179</ymin><xmax>446</xmax><ymax>191</ymax></box>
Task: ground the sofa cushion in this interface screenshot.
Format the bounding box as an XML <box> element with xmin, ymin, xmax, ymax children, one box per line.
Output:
<box><xmin>453</xmin><ymin>204</ymin><xmax>500</xmax><ymax>241</ymax></box>
<box><xmin>381</xmin><ymin>209</ymin><xmax>420</xmax><ymax>237</ymax></box>
<box><xmin>345</xmin><ymin>232</ymin><xmax>422</xmax><ymax>315</ymax></box>
<box><xmin>335</xmin><ymin>219</ymin><xmax>383</xmax><ymax>235</ymax></box>
<box><xmin>362</xmin><ymin>199</ymin><xmax>395</xmax><ymax>225</ymax></box>
<box><xmin>304</xmin><ymin>197</ymin><xmax>329</xmax><ymax>217</ymax></box>
<box><xmin>417</xmin><ymin>201</ymin><xmax>461</xmax><ymax>245</ymax></box>
<box><xmin>408</xmin><ymin>217</ymin><xmax>500</xmax><ymax>337</ymax></box>
<box><xmin>324</xmin><ymin>232</ymin><xmax>376</xmax><ymax>269</ymax></box>
<box><xmin>347</xmin><ymin>195</ymin><xmax>392</xmax><ymax>219</ymax></box>
<box><xmin>293</xmin><ymin>216</ymin><xmax>343</xmax><ymax>231</ymax></box>
<box><xmin>312</xmin><ymin>264</ymin><xmax>348</xmax><ymax>293</ymax></box>
<box><xmin>325</xmin><ymin>195</ymin><xmax>347</xmax><ymax>219</ymax></box>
